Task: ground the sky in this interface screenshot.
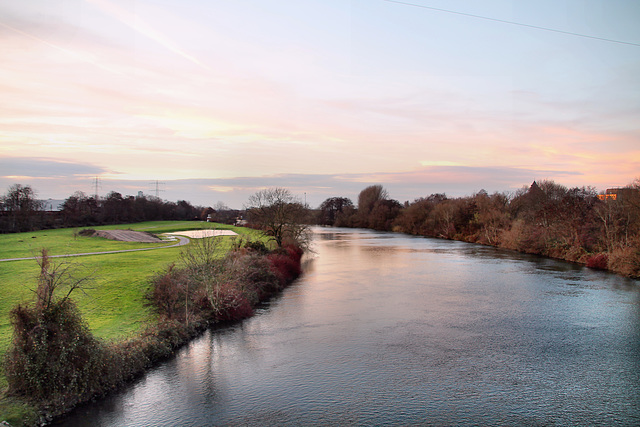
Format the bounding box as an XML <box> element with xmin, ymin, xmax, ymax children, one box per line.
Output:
<box><xmin>1</xmin><ymin>0</ymin><xmax>639</xmax><ymax>209</ymax></box>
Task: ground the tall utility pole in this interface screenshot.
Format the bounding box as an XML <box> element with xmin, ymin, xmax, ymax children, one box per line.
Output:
<box><xmin>92</xmin><ymin>177</ymin><xmax>101</xmax><ymax>199</ymax></box>
<box><xmin>150</xmin><ymin>180</ymin><xmax>166</xmax><ymax>198</ymax></box>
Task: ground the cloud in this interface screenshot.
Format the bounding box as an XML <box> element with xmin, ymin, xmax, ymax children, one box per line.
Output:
<box><xmin>89</xmin><ymin>165</ymin><xmax>584</xmax><ymax>209</ymax></box>
<box><xmin>85</xmin><ymin>0</ymin><xmax>209</xmax><ymax>70</ymax></box>
<box><xmin>2</xmin><ymin>162</ymin><xmax>628</xmax><ymax>212</ymax></box>
<box><xmin>0</xmin><ymin>18</ymin><xmax>125</xmax><ymax>76</ymax></box>
<box><xmin>0</xmin><ymin>157</ymin><xmax>106</xmax><ymax>178</ymax></box>
<box><xmin>1</xmin><ymin>0</ymin><xmax>638</xmax><ymax>210</ymax></box>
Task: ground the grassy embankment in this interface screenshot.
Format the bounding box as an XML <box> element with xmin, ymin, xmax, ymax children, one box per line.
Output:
<box><xmin>0</xmin><ymin>221</ymin><xmax>258</xmax><ymax>424</ymax></box>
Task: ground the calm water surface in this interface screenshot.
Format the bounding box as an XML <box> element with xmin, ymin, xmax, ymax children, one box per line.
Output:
<box><xmin>59</xmin><ymin>227</ymin><xmax>640</xmax><ymax>426</ymax></box>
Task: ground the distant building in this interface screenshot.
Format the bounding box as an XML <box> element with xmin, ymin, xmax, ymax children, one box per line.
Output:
<box><xmin>40</xmin><ymin>199</ymin><xmax>65</xmax><ymax>212</ymax></box>
<box><xmin>598</xmin><ymin>187</ymin><xmax>638</xmax><ymax>202</ymax></box>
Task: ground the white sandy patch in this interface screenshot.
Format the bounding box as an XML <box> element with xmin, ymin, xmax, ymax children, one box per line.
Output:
<box><xmin>165</xmin><ymin>230</ymin><xmax>238</xmax><ymax>239</ymax></box>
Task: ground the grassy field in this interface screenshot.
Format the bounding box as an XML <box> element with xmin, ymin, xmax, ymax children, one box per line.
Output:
<box><xmin>0</xmin><ymin>220</ymin><xmax>231</xmax><ymax>260</ymax></box>
<box><xmin>0</xmin><ymin>221</ymin><xmax>258</xmax><ymax>392</ymax></box>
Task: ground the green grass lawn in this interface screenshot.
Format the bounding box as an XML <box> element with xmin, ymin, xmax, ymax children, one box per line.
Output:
<box><xmin>0</xmin><ymin>221</ymin><xmax>262</xmax><ymax>423</ymax></box>
<box><xmin>0</xmin><ymin>221</ymin><xmax>256</xmax><ymax>345</ymax></box>
<box><xmin>0</xmin><ymin>220</ymin><xmax>230</xmax><ymax>260</ymax></box>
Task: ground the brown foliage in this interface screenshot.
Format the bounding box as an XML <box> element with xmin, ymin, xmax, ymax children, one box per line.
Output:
<box><xmin>586</xmin><ymin>253</ymin><xmax>609</xmax><ymax>270</ymax></box>
<box><xmin>608</xmin><ymin>245</ymin><xmax>640</xmax><ymax>277</ymax></box>
<box><xmin>346</xmin><ymin>179</ymin><xmax>640</xmax><ymax>277</ymax></box>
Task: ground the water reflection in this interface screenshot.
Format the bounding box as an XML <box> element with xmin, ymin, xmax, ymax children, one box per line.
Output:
<box><xmin>59</xmin><ymin>227</ymin><xmax>640</xmax><ymax>426</ymax></box>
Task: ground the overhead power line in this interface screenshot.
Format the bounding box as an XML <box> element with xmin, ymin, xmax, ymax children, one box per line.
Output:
<box><xmin>380</xmin><ymin>0</ymin><xmax>640</xmax><ymax>47</ymax></box>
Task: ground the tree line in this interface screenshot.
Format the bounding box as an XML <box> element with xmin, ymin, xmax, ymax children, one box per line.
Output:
<box><xmin>316</xmin><ymin>180</ymin><xmax>640</xmax><ymax>278</ymax></box>
<box><xmin>3</xmin><ymin>179</ymin><xmax>639</xmax><ymax>277</ymax></box>
<box><xmin>0</xmin><ymin>184</ymin><xmax>240</xmax><ymax>233</ymax></box>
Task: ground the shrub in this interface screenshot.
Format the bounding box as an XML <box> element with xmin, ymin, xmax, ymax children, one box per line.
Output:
<box><xmin>608</xmin><ymin>246</ymin><xmax>640</xmax><ymax>278</ymax></box>
<box><xmin>267</xmin><ymin>251</ymin><xmax>302</xmax><ymax>287</ymax></box>
<box><xmin>563</xmin><ymin>244</ymin><xmax>588</xmax><ymax>263</ymax></box>
<box><xmin>231</xmin><ymin>252</ymin><xmax>281</xmax><ymax>299</ymax></box>
<box><xmin>205</xmin><ymin>280</ymin><xmax>253</xmax><ymax>321</ymax></box>
<box><xmin>282</xmin><ymin>244</ymin><xmax>304</xmax><ymax>263</ymax></box>
<box><xmin>242</xmin><ymin>240</ymin><xmax>271</xmax><ymax>255</ymax></box>
<box><xmin>4</xmin><ymin>251</ymin><xmax>111</xmax><ymax>409</ymax></box>
<box><xmin>147</xmin><ymin>242</ymin><xmax>303</xmax><ymax>324</ymax></box>
<box><xmin>146</xmin><ymin>264</ymin><xmax>189</xmax><ymax>320</ymax></box>
<box><xmin>5</xmin><ymin>299</ymin><xmax>108</xmax><ymax>405</ymax></box>
<box><xmin>586</xmin><ymin>253</ymin><xmax>609</xmax><ymax>270</ymax></box>
<box><xmin>78</xmin><ymin>228</ymin><xmax>96</xmax><ymax>236</ymax></box>
<box><xmin>230</xmin><ymin>235</ymin><xmax>271</xmax><ymax>254</ymax></box>
<box><xmin>212</xmin><ymin>285</ymin><xmax>254</xmax><ymax>322</ymax></box>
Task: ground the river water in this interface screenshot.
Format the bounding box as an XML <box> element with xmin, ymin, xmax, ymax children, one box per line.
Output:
<box><xmin>59</xmin><ymin>227</ymin><xmax>640</xmax><ymax>426</ymax></box>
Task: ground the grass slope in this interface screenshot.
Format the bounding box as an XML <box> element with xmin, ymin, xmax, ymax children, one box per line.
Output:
<box><xmin>0</xmin><ymin>220</ymin><xmax>224</xmax><ymax>260</ymax></box>
<box><xmin>0</xmin><ymin>221</ymin><xmax>259</xmax><ymax>425</ymax></box>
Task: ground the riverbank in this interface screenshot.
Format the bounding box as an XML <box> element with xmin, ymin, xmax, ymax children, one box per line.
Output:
<box><xmin>0</xmin><ymin>222</ymin><xmax>267</xmax><ymax>425</ymax></box>
<box><xmin>393</xmin><ymin>227</ymin><xmax>639</xmax><ymax>279</ymax></box>
<box><xmin>325</xmin><ymin>182</ymin><xmax>640</xmax><ymax>280</ymax></box>
<box><xmin>331</xmin><ymin>222</ymin><xmax>638</xmax><ymax>279</ymax></box>
<box><xmin>56</xmin><ymin>228</ymin><xmax>640</xmax><ymax>426</ymax></box>
<box><xmin>3</xmin><ymin>240</ymin><xmax>303</xmax><ymax>426</ymax></box>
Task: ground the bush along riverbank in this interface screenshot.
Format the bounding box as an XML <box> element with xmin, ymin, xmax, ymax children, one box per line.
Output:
<box><xmin>4</xmin><ymin>239</ymin><xmax>303</xmax><ymax>425</ymax></box>
<box><xmin>318</xmin><ymin>181</ymin><xmax>640</xmax><ymax>279</ymax></box>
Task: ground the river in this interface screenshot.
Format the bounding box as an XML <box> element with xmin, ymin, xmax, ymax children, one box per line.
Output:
<box><xmin>58</xmin><ymin>227</ymin><xmax>640</xmax><ymax>426</ymax></box>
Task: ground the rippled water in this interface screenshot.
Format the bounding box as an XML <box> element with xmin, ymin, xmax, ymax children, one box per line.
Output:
<box><xmin>59</xmin><ymin>227</ymin><xmax>640</xmax><ymax>426</ymax></box>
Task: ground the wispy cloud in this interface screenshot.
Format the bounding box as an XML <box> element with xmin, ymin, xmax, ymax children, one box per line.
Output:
<box><xmin>0</xmin><ymin>20</ymin><xmax>123</xmax><ymax>76</ymax></box>
<box><xmin>85</xmin><ymin>0</ymin><xmax>209</xmax><ymax>70</ymax></box>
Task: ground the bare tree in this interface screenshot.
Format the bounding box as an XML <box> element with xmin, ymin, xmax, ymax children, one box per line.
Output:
<box><xmin>31</xmin><ymin>249</ymin><xmax>93</xmax><ymax>310</ymax></box>
<box><xmin>246</xmin><ymin>188</ymin><xmax>310</xmax><ymax>248</ymax></box>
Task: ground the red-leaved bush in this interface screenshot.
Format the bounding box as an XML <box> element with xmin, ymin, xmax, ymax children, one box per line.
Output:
<box><xmin>586</xmin><ymin>253</ymin><xmax>608</xmax><ymax>270</ymax></box>
<box><xmin>267</xmin><ymin>253</ymin><xmax>302</xmax><ymax>286</ymax></box>
<box><xmin>283</xmin><ymin>244</ymin><xmax>304</xmax><ymax>263</ymax></box>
